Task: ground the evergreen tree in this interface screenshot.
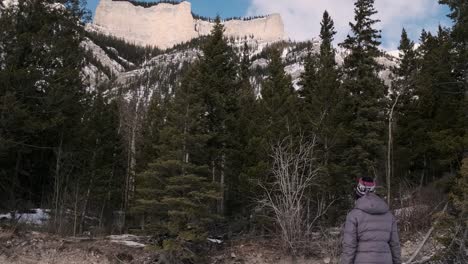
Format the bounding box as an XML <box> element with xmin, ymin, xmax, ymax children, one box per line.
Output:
<box><xmin>196</xmin><ymin>16</ymin><xmax>239</xmax><ymax>215</ymax></box>
<box><xmin>413</xmin><ymin>27</ymin><xmax>464</xmax><ymax>179</ymax></box>
<box><xmin>440</xmin><ymin>0</ymin><xmax>468</xmax><ymax>84</ymax></box>
<box><xmin>260</xmin><ymin>47</ymin><xmax>298</xmax><ymax>141</ymax></box>
<box><xmin>439</xmin><ymin>0</ymin><xmax>467</xmax><ymax>164</ymax></box>
<box><xmin>300</xmin><ymin>11</ymin><xmax>342</xmax><ymax>157</ymax></box>
<box><xmin>299</xmin><ymin>11</ymin><xmax>346</xmax><ymax>222</ymax></box>
<box><xmin>78</xmin><ymin>86</ymin><xmax>125</xmax><ymax>233</ymax></box>
<box><xmin>226</xmin><ymin>42</ymin><xmax>259</xmax><ymax>216</ymax></box>
<box><xmin>392</xmin><ymin>29</ymin><xmax>419</xmax><ymax>181</ymax></box>
<box><xmin>0</xmin><ymin>0</ymin><xmax>88</xmax><ymax>210</ymax></box>
<box><xmin>339</xmin><ymin>0</ymin><xmax>387</xmax><ymax>179</ymax></box>
<box><xmin>133</xmin><ymin>66</ymin><xmax>220</xmax><ymax>262</ymax></box>
<box><xmin>136</xmin><ymin>95</ymin><xmax>167</xmax><ymax>174</ymax></box>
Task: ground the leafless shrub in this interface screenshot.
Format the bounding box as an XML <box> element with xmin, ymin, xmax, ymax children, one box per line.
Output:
<box><xmin>257</xmin><ymin>137</ymin><xmax>334</xmax><ymax>256</ymax></box>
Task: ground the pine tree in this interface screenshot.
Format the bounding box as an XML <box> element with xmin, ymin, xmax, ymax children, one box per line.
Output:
<box><xmin>416</xmin><ymin>27</ymin><xmax>464</xmax><ymax>178</ymax></box>
<box><xmin>196</xmin><ymin>16</ymin><xmax>239</xmax><ymax>215</ymax></box>
<box><xmin>0</xmin><ymin>0</ymin><xmax>88</xmax><ymax>211</ymax></box>
<box><xmin>260</xmin><ymin>47</ymin><xmax>298</xmax><ymax>141</ymax></box>
<box><xmin>339</xmin><ymin>0</ymin><xmax>387</xmax><ymax>179</ymax></box>
<box><xmin>439</xmin><ymin>0</ymin><xmax>468</xmax><ymax>84</ymax></box>
<box><xmin>300</xmin><ymin>11</ymin><xmax>342</xmax><ymax>152</ymax></box>
<box><xmin>439</xmin><ymin>0</ymin><xmax>467</xmax><ymax>166</ymax></box>
<box><xmin>299</xmin><ymin>11</ymin><xmax>346</xmax><ymax>222</ymax></box>
<box><xmin>132</xmin><ymin>65</ymin><xmax>220</xmax><ymax>262</ymax></box>
<box><xmin>78</xmin><ymin>85</ymin><xmax>125</xmax><ymax>233</ymax></box>
<box><xmin>136</xmin><ymin>95</ymin><xmax>167</xmax><ymax>174</ymax></box>
<box><xmin>392</xmin><ymin>29</ymin><xmax>419</xmax><ymax>181</ymax></box>
<box><xmin>226</xmin><ymin>42</ymin><xmax>258</xmax><ymax>215</ymax></box>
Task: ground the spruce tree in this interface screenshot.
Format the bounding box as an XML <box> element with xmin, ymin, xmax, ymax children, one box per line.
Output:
<box><xmin>260</xmin><ymin>47</ymin><xmax>298</xmax><ymax>141</ymax></box>
<box><xmin>300</xmin><ymin>11</ymin><xmax>346</xmax><ymax>222</ymax></box>
<box><xmin>227</xmin><ymin>42</ymin><xmax>259</xmax><ymax>216</ymax></box>
<box><xmin>392</xmin><ymin>29</ymin><xmax>419</xmax><ymax>180</ymax></box>
<box><xmin>413</xmin><ymin>27</ymin><xmax>464</xmax><ymax>178</ymax></box>
<box><xmin>136</xmin><ymin>95</ymin><xmax>167</xmax><ymax>174</ymax></box>
<box><xmin>195</xmin><ymin>16</ymin><xmax>239</xmax><ymax>215</ymax></box>
<box><xmin>440</xmin><ymin>0</ymin><xmax>468</xmax><ymax>84</ymax></box>
<box><xmin>339</xmin><ymin>0</ymin><xmax>387</xmax><ymax>179</ymax></box>
<box><xmin>78</xmin><ymin>86</ymin><xmax>125</xmax><ymax>233</ymax></box>
<box><xmin>132</xmin><ymin>66</ymin><xmax>220</xmax><ymax>262</ymax></box>
<box><xmin>300</xmin><ymin>11</ymin><xmax>342</xmax><ymax>151</ymax></box>
<box><xmin>0</xmin><ymin>0</ymin><xmax>88</xmax><ymax>210</ymax></box>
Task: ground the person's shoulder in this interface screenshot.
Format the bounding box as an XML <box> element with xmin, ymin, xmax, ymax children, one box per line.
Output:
<box><xmin>346</xmin><ymin>208</ymin><xmax>363</xmax><ymax>220</ymax></box>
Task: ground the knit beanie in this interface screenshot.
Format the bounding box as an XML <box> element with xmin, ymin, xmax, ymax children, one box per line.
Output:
<box><xmin>356</xmin><ymin>177</ymin><xmax>376</xmax><ymax>197</ymax></box>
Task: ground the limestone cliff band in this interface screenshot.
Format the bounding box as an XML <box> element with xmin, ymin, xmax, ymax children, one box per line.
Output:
<box><xmin>91</xmin><ymin>0</ymin><xmax>285</xmax><ymax>49</ymax></box>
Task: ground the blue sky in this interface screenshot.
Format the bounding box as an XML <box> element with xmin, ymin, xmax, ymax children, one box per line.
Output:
<box><xmin>86</xmin><ymin>0</ymin><xmax>251</xmax><ymax>19</ymax></box>
<box><xmin>86</xmin><ymin>0</ymin><xmax>452</xmax><ymax>50</ymax></box>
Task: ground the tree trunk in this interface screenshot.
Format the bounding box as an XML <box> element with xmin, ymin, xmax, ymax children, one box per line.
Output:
<box><xmin>211</xmin><ymin>160</ymin><xmax>216</xmax><ymax>183</ymax></box>
<box><xmin>80</xmin><ymin>150</ymin><xmax>96</xmax><ymax>234</ymax></box>
<box><xmin>54</xmin><ymin>132</ymin><xmax>64</xmax><ymax>229</ymax></box>
<box><xmin>100</xmin><ymin>160</ymin><xmax>116</xmax><ymax>229</ymax></box>
<box><xmin>125</xmin><ymin>123</ymin><xmax>137</xmax><ymax>210</ymax></box>
<box><xmin>219</xmin><ymin>154</ymin><xmax>225</xmax><ymax>215</ymax></box>
<box><xmin>11</xmin><ymin>151</ymin><xmax>21</xmax><ymax>210</ymax></box>
<box><xmin>419</xmin><ymin>155</ymin><xmax>427</xmax><ymax>192</ymax></box>
<box><xmin>73</xmin><ymin>180</ymin><xmax>80</xmax><ymax>237</ymax></box>
<box><xmin>387</xmin><ymin>95</ymin><xmax>399</xmax><ymax>206</ymax></box>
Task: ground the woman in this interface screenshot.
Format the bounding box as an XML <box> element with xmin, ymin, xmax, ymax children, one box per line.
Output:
<box><xmin>340</xmin><ymin>177</ymin><xmax>402</xmax><ymax>264</ymax></box>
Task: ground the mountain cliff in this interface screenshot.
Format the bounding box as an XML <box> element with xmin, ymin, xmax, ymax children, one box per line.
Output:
<box><xmin>91</xmin><ymin>0</ymin><xmax>285</xmax><ymax>49</ymax></box>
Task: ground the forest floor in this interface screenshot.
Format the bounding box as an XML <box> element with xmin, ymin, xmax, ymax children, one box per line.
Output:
<box><xmin>0</xmin><ymin>227</ymin><xmax>441</xmax><ymax>264</ymax></box>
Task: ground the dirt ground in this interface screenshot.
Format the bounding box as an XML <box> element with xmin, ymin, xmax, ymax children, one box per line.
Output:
<box><xmin>0</xmin><ymin>228</ymin><xmax>440</xmax><ymax>264</ymax></box>
<box><xmin>0</xmin><ymin>229</ymin><xmax>160</xmax><ymax>264</ymax></box>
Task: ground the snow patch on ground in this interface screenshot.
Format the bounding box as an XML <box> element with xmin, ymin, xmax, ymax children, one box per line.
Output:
<box><xmin>208</xmin><ymin>238</ymin><xmax>223</xmax><ymax>244</ymax></box>
<box><xmin>0</xmin><ymin>209</ymin><xmax>50</xmax><ymax>225</ymax></box>
<box><xmin>110</xmin><ymin>240</ymin><xmax>146</xmax><ymax>248</ymax></box>
<box><xmin>108</xmin><ymin>234</ymin><xmax>147</xmax><ymax>248</ymax></box>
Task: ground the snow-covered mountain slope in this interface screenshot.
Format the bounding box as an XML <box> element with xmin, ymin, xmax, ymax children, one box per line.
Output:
<box><xmin>81</xmin><ymin>32</ymin><xmax>399</xmax><ymax>104</ymax></box>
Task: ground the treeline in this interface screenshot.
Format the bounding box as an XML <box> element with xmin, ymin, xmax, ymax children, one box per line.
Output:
<box><xmin>86</xmin><ymin>31</ymin><xmax>161</xmax><ymax>68</ymax></box>
<box><xmin>192</xmin><ymin>13</ymin><xmax>267</xmax><ymax>22</ymax></box>
<box><xmin>112</xmin><ymin>0</ymin><xmax>181</xmax><ymax>8</ymax></box>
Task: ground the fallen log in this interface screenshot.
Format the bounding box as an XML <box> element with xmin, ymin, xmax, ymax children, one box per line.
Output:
<box><xmin>406</xmin><ymin>202</ymin><xmax>448</xmax><ymax>264</ymax></box>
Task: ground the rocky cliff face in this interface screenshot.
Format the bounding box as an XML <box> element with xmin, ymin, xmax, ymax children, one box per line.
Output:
<box><xmin>92</xmin><ymin>0</ymin><xmax>285</xmax><ymax>49</ymax></box>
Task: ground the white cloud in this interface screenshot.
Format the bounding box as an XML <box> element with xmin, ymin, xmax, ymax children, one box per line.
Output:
<box><xmin>246</xmin><ymin>0</ymin><xmax>449</xmax><ymax>50</ymax></box>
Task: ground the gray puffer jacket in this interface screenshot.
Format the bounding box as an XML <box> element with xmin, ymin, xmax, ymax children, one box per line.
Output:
<box><xmin>340</xmin><ymin>193</ymin><xmax>401</xmax><ymax>264</ymax></box>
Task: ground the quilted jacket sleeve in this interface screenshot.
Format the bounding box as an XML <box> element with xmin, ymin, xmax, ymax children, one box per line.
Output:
<box><xmin>389</xmin><ymin>216</ymin><xmax>402</xmax><ymax>264</ymax></box>
<box><xmin>340</xmin><ymin>210</ymin><xmax>358</xmax><ymax>264</ymax></box>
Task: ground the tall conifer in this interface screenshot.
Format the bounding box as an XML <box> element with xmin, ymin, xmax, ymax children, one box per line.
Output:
<box><xmin>339</xmin><ymin>0</ymin><xmax>386</xmax><ymax>179</ymax></box>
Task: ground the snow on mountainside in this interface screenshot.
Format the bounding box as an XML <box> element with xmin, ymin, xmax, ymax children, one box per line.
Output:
<box><xmin>81</xmin><ymin>25</ymin><xmax>398</xmax><ymax>104</ymax></box>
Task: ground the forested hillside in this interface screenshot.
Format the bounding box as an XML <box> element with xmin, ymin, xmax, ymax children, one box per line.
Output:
<box><xmin>0</xmin><ymin>0</ymin><xmax>466</xmax><ymax>263</ymax></box>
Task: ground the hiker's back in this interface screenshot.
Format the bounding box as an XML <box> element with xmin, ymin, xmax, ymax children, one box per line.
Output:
<box><xmin>342</xmin><ymin>193</ymin><xmax>401</xmax><ymax>264</ymax></box>
<box><xmin>351</xmin><ymin>204</ymin><xmax>394</xmax><ymax>263</ymax></box>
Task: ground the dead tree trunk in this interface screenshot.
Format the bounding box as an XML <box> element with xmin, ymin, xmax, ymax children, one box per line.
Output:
<box><xmin>387</xmin><ymin>94</ymin><xmax>400</xmax><ymax>206</ymax></box>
